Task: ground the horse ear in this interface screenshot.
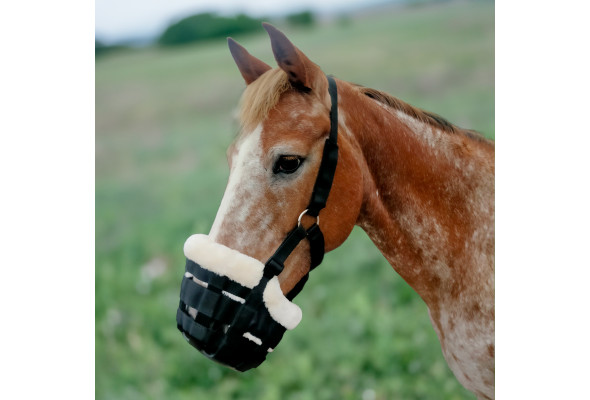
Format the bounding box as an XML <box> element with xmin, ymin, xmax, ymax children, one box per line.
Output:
<box><xmin>228</xmin><ymin>37</ymin><xmax>272</xmax><ymax>85</ymax></box>
<box><xmin>263</xmin><ymin>22</ymin><xmax>322</xmax><ymax>91</ymax></box>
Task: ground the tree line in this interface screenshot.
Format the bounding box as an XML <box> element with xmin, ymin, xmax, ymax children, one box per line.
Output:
<box><xmin>96</xmin><ymin>11</ymin><xmax>315</xmax><ymax>56</ymax></box>
<box><xmin>159</xmin><ymin>11</ymin><xmax>315</xmax><ymax>46</ymax></box>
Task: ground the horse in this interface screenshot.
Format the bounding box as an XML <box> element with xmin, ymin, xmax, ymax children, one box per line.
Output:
<box><xmin>201</xmin><ymin>24</ymin><xmax>494</xmax><ymax>399</ymax></box>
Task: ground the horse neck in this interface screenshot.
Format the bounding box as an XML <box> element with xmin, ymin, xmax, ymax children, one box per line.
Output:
<box><xmin>339</xmin><ymin>83</ymin><xmax>495</xmax><ymax>309</ymax></box>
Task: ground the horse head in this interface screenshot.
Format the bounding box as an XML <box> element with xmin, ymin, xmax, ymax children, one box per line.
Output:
<box><xmin>211</xmin><ymin>24</ymin><xmax>363</xmax><ymax>295</ymax></box>
<box><xmin>177</xmin><ymin>24</ymin><xmax>363</xmax><ymax>370</ymax></box>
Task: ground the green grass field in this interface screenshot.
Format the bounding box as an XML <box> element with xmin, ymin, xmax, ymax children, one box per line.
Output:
<box><xmin>96</xmin><ymin>1</ymin><xmax>494</xmax><ymax>398</ymax></box>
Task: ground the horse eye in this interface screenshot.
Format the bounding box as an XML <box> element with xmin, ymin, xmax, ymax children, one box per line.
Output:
<box><xmin>273</xmin><ymin>155</ymin><xmax>303</xmax><ymax>174</ymax></box>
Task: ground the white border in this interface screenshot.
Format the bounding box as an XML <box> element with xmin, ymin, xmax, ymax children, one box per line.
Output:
<box><xmin>0</xmin><ymin>0</ymin><xmax>94</xmax><ymax>397</ymax></box>
<box><xmin>497</xmin><ymin>1</ymin><xmax>590</xmax><ymax>398</ymax></box>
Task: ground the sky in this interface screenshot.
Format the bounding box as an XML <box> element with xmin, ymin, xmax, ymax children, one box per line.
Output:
<box><xmin>96</xmin><ymin>0</ymin><xmax>387</xmax><ymax>43</ymax></box>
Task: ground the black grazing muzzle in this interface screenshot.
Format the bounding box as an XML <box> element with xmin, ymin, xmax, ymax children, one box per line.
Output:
<box><xmin>176</xmin><ymin>76</ymin><xmax>339</xmax><ymax>371</ymax></box>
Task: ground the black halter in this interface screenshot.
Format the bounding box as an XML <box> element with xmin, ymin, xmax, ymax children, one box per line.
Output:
<box><xmin>267</xmin><ymin>75</ymin><xmax>339</xmax><ymax>299</ymax></box>
<box><xmin>176</xmin><ymin>75</ymin><xmax>339</xmax><ymax>371</ymax></box>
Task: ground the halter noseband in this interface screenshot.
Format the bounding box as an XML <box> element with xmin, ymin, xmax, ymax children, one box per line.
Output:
<box><xmin>176</xmin><ymin>75</ymin><xmax>339</xmax><ymax>371</ymax></box>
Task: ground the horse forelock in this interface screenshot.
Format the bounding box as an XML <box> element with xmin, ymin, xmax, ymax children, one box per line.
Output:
<box><xmin>239</xmin><ymin>68</ymin><xmax>291</xmax><ymax>131</ymax></box>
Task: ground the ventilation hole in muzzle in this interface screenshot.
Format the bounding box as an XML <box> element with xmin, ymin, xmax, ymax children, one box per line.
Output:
<box><xmin>185</xmin><ymin>272</ymin><xmax>207</xmax><ymax>288</ymax></box>
<box><xmin>187</xmin><ymin>305</ymin><xmax>198</xmax><ymax>319</ymax></box>
<box><xmin>186</xmin><ymin>271</ymin><xmax>246</xmax><ymax>304</ymax></box>
<box><xmin>243</xmin><ymin>332</ymin><xmax>262</xmax><ymax>346</ymax></box>
<box><xmin>222</xmin><ymin>290</ymin><xmax>245</xmax><ymax>304</ymax></box>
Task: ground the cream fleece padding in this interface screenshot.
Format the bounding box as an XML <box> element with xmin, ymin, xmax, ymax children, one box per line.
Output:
<box><xmin>184</xmin><ymin>234</ymin><xmax>263</xmax><ymax>289</ymax></box>
<box><xmin>263</xmin><ymin>277</ymin><xmax>302</xmax><ymax>330</ymax></box>
<box><xmin>183</xmin><ymin>234</ymin><xmax>302</xmax><ymax>331</ymax></box>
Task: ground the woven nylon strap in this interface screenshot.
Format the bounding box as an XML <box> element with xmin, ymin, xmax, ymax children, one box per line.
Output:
<box><xmin>306</xmin><ymin>76</ymin><xmax>339</xmax><ymax>218</ymax></box>
<box><xmin>266</xmin><ymin>75</ymin><xmax>339</xmax><ymax>298</ymax></box>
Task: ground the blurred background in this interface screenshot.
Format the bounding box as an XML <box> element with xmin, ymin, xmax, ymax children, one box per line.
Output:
<box><xmin>96</xmin><ymin>0</ymin><xmax>494</xmax><ymax>398</ymax></box>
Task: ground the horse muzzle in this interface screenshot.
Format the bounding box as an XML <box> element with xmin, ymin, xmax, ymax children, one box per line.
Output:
<box><xmin>176</xmin><ymin>234</ymin><xmax>303</xmax><ymax>371</ymax></box>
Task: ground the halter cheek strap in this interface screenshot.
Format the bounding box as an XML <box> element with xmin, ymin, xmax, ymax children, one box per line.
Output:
<box><xmin>307</xmin><ymin>75</ymin><xmax>339</xmax><ymax>218</ymax></box>
<box><xmin>263</xmin><ymin>75</ymin><xmax>339</xmax><ymax>299</ymax></box>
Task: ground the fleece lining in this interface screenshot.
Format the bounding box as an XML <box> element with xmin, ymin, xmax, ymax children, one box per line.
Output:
<box><xmin>184</xmin><ymin>234</ymin><xmax>263</xmax><ymax>289</ymax></box>
<box><xmin>183</xmin><ymin>234</ymin><xmax>302</xmax><ymax>330</ymax></box>
<box><xmin>262</xmin><ymin>276</ymin><xmax>303</xmax><ymax>330</ymax></box>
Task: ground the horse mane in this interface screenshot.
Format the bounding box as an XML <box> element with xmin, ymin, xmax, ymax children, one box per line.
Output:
<box><xmin>238</xmin><ymin>69</ymin><xmax>490</xmax><ymax>144</ymax></box>
<box><xmin>356</xmin><ymin>85</ymin><xmax>491</xmax><ymax>143</ymax></box>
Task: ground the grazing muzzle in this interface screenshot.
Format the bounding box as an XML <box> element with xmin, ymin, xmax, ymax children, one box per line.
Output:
<box><xmin>176</xmin><ymin>76</ymin><xmax>339</xmax><ymax>371</ymax></box>
<box><xmin>176</xmin><ymin>234</ymin><xmax>302</xmax><ymax>371</ymax></box>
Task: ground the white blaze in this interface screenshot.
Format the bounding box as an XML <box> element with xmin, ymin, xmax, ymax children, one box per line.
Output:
<box><xmin>209</xmin><ymin>124</ymin><xmax>264</xmax><ymax>244</ymax></box>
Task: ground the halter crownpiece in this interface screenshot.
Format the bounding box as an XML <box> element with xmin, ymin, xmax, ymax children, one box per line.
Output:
<box><xmin>176</xmin><ymin>75</ymin><xmax>339</xmax><ymax>371</ymax></box>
